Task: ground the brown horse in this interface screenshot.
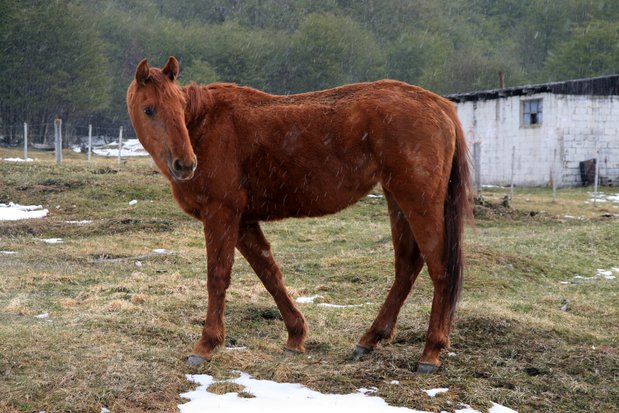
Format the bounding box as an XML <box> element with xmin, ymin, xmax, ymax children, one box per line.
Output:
<box><xmin>127</xmin><ymin>56</ymin><xmax>471</xmax><ymax>374</ymax></box>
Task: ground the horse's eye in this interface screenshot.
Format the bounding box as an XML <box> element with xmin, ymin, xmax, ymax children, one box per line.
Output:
<box><xmin>143</xmin><ymin>106</ymin><xmax>155</xmax><ymax>117</ymax></box>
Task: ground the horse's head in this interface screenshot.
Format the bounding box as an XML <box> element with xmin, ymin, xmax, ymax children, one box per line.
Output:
<box><xmin>127</xmin><ymin>56</ymin><xmax>197</xmax><ymax>181</ymax></box>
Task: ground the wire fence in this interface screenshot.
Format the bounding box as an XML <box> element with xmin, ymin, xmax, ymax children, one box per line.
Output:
<box><xmin>1</xmin><ymin>120</ymin><xmax>145</xmax><ymax>165</ymax></box>
<box><xmin>0</xmin><ymin>121</ymin><xmax>137</xmax><ymax>147</ymax></box>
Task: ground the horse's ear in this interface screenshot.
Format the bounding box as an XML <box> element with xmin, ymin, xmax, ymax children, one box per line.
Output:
<box><xmin>135</xmin><ymin>59</ymin><xmax>151</xmax><ymax>86</ymax></box>
<box><xmin>162</xmin><ymin>56</ymin><xmax>179</xmax><ymax>82</ymax></box>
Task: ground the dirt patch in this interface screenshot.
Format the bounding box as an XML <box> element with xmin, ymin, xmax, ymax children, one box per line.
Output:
<box><xmin>0</xmin><ymin>217</ymin><xmax>174</xmax><ymax>238</ymax></box>
<box><xmin>447</xmin><ymin>315</ymin><xmax>619</xmax><ymax>411</ymax></box>
<box><xmin>474</xmin><ymin>195</ymin><xmax>507</xmax><ymax>217</ymax></box>
<box><xmin>101</xmin><ymin>218</ymin><xmax>175</xmax><ymax>234</ymax></box>
<box><xmin>91</xmin><ymin>166</ymin><xmax>119</xmax><ymax>175</ymax></box>
<box><xmin>474</xmin><ymin>195</ymin><xmax>536</xmax><ymax>220</ymax></box>
<box><xmin>16</xmin><ymin>178</ymin><xmax>87</xmax><ymax>193</ymax></box>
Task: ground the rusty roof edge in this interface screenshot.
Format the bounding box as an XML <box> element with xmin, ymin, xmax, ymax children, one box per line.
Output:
<box><xmin>446</xmin><ymin>74</ymin><xmax>619</xmax><ymax>103</ymax></box>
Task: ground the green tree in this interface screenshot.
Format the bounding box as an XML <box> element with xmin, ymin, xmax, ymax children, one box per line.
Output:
<box><xmin>287</xmin><ymin>13</ymin><xmax>385</xmax><ymax>92</ymax></box>
<box><xmin>198</xmin><ymin>21</ymin><xmax>275</xmax><ymax>87</ymax></box>
<box><xmin>418</xmin><ymin>39</ymin><xmax>526</xmax><ymax>94</ymax></box>
<box><xmin>0</xmin><ymin>1</ymin><xmax>110</xmax><ymax>141</ymax></box>
<box><xmin>4</xmin><ymin>0</ymin><xmax>619</xmax><ymax>136</ymax></box>
<box><xmin>180</xmin><ymin>59</ymin><xmax>219</xmax><ymax>85</ymax></box>
<box><xmin>386</xmin><ymin>30</ymin><xmax>451</xmax><ymax>85</ymax></box>
<box><xmin>543</xmin><ymin>20</ymin><xmax>619</xmax><ymax>81</ymax></box>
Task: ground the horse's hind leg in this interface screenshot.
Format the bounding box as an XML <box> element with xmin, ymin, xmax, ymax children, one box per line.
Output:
<box><xmin>237</xmin><ymin>222</ymin><xmax>308</xmax><ymax>353</ymax></box>
<box><xmin>393</xmin><ymin>196</ymin><xmax>453</xmax><ymax>373</ymax></box>
<box><xmin>355</xmin><ymin>189</ymin><xmax>424</xmax><ymax>357</ymax></box>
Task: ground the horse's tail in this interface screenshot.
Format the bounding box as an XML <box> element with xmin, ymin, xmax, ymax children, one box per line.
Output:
<box><xmin>444</xmin><ymin>110</ymin><xmax>472</xmax><ymax>330</ymax></box>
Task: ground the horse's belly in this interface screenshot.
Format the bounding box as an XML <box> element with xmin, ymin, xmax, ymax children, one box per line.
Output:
<box><xmin>244</xmin><ymin>169</ymin><xmax>376</xmax><ymax>221</ymax></box>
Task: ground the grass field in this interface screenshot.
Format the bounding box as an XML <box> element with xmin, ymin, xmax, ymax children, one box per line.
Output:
<box><xmin>1</xmin><ymin>147</ymin><xmax>618</xmax><ymax>412</ymax></box>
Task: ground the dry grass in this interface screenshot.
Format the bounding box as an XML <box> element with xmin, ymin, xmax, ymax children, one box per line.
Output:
<box><xmin>0</xmin><ymin>147</ymin><xmax>618</xmax><ymax>412</ymax></box>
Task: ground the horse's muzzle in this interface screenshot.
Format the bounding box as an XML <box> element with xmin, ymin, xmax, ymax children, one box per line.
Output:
<box><xmin>169</xmin><ymin>155</ymin><xmax>197</xmax><ymax>181</ymax></box>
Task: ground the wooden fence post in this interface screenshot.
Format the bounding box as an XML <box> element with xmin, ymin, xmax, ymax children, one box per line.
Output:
<box><xmin>88</xmin><ymin>124</ymin><xmax>92</xmax><ymax>161</ymax></box>
<box><xmin>593</xmin><ymin>150</ymin><xmax>600</xmax><ymax>207</ymax></box>
<box><xmin>551</xmin><ymin>148</ymin><xmax>557</xmax><ymax>202</ymax></box>
<box><xmin>23</xmin><ymin>122</ymin><xmax>28</xmax><ymax>161</ymax></box>
<box><xmin>54</xmin><ymin>118</ymin><xmax>62</xmax><ymax>164</ymax></box>
<box><xmin>510</xmin><ymin>145</ymin><xmax>515</xmax><ymax>201</ymax></box>
<box><xmin>473</xmin><ymin>141</ymin><xmax>481</xmax><ymax>194</ymax></box>
<box><xmin>117</xmin><ymin>126</ymin><xmax>123</xmax><ymax>165</ymax></box>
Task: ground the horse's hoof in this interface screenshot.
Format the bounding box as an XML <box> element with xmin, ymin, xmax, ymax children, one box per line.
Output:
<box><xmin>352</xmin><ymin>345</ymin><xmax>373</xmax><ymax>360</ymax></box>
<box><xmin>284</xmin><ymin>347</ymin><xmax>303</xmax><ymax>356</ymax></box>
<box><xmin>416</xmin><ymin>362</ymin><xmax>440</xmax><ymax>374</ymax></box>
<box><xmin>186</xmin><ymin>354</ymin><xmax>210</xmax><ymax>367</ymax></box>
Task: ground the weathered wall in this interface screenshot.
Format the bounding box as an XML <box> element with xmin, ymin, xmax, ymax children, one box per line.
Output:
<box><xmin>455</xmin><ymin>93</ymin><xmax>619</xmax><ymax>187</ymax></box>
<box><xmin>557</xmin><ymin>95</ymin><xmax>619</xmax><ymax>186</ymax></box>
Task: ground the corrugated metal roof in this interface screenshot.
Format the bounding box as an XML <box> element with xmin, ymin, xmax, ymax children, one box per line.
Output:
<box><xmin>447</xmin><ymin>74</ymin><xmax>619</xmax><ymax>103</ymax></box>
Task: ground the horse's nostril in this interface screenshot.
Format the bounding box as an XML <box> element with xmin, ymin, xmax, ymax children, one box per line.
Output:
<box><xmin>171</xmin><ymin>158</ymin><xmax>196</xmax><ymax>178</ymax></box>
<box><xmin>173</xmin><ymin>159</ymin><xmax>183</xmax><ymax>172</ymax></box>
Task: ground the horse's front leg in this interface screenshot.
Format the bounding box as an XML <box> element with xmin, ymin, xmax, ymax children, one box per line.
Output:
<box><xmin>236</xmin><ymin>221</ymin><xmax>307</xmax><ymax>353</ymax></box>
<box><xmin>187</xmin><ymin>207</ymin><xmax>240</xmax><ymax>366</ymax></box>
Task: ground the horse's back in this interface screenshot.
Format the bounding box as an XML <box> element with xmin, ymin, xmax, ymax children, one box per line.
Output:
<box><xmin>226</xmin><ymin>80</ymin><xmax>458</xmax><ymax>221</ymax></box>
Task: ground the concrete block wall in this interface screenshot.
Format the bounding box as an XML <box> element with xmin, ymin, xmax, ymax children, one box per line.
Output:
<box><xmin>557</xmin><ymin>95</ymin><xmax>619</xmax><ymax>186</ymax></box>
<box><xmin>455</xmin><ymin>93</ymin><xmax>619</xmax><ymax>187</ymax></box>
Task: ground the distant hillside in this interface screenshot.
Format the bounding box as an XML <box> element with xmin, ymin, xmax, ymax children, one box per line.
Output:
<box><xmin>1</xmin><ymin>0</ymin><xmax>618</xmax><ymax>138</ymax></box>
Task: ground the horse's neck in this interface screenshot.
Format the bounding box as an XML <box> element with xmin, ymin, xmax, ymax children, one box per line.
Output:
<box><xmin>183</xmin><ymin>84</ymin><xmax>276</xmax><ymax>129</ymax></box>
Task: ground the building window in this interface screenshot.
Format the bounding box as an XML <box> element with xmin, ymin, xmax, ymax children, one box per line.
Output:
<box><xmin>522</xmin><ymin>99</ymin><xmax>542</xmax><ymax>126</ymax></box>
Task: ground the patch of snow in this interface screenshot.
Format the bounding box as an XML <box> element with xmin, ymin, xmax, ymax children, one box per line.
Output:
<box><xmin>1</xmin><ymin>251</ymin><xmax>17</xmax><ymax>255</ymax></box>
<box><xmin>180</xmin><ymin>371</ymin><xmax>518</xmax><ymax>413</ymax></box>
<box><xmin>296</xmin><ymin>295</ymin><xmax>370</xmax><ymax>308</ymax></box>
<box><xmin>180</xmin><ymin>371</ymin><xmax>433</xmax><ymax>413</ymax></box>
<box><xmin>562</xmin><ymin>215</ymin><xmax>584</xmax><ymax>220</ymax></box>
<box><xmin>446</xmin><ymin>405</ymin><xmax>483</xmax><ymax>413</ymax></box>
<box><xmin>296</xmin><ymin>295</ymin><xmax>322</xmax><ymax>304</ymax></box>
<box><xmin>596</xmin><ymin>268</ymin><xmax>617</xmax><ymax>280</ymax></box>
<box><xmin>37</xmin><ymin>238</ymin><xmax>64</xmax><ymax>244</ymax></box>
<box><xmin>317</xmin><ymin>303</ymin><xmax>367</xmax><ymax>308</ymax></box>
<box><xmin>366</xmin><ymin>194</ymin><xmax>384</xmax><ymax>199</ymax></box>
<box><xmin>488</xmin><ymin>402</ymin><xmax>518</xmax><ymax>413</ymax></box>
<box><xmin>135</xmin><ymin>261</ymin><xmax>142</xmax><ymax>267</ymax></box>
<box><xmin>425</xmin><ymin>388</ymin><xmax>449</xmax><ymax>397</ymax></box>
<box><xmin>390</xmin><ymin>380</ymin><xmax>400</xmax><ymax>385</ymax></box>
<box><xmin>562</xmin><ymin>267</ymin><xmax>617</xmax><ymax>284</ymax></box>
<box><xmin>588</xmin><ymin>192</ymin><xmax>619</xmax><ymax>204</ymax></box>
<box><xmin>101</xmin><ymin>408</ymin><xmax>111</xmax><ymax>413</ymax></box>
<box><xmin>153</xmin><ymin>248</ymin><xmax>174</xmax><ymax>255</ymax></box>
<box><xmin>448</xmin><ymin>352</ymin><xmax>457</xmax><ymax>357</ymax></box>
<box><xmin>129</xmin><ymin>200</ymin><xmax>138</xmax><ymax>206</ymax></box>
<box><xmin>65</xmin><ymin>220</ymin><xmax>92</xmax><ymax>225</ymax></box>
<box><xmin>357</xmin><ymin>386</ymin><xmax>378</xmax><ymax>395</ymax></box>
<box><xmin>225</xmin><ymin>346</ymin><xmax>247</xmax><ymax>351</ymax></box>
<box><xmin>1</xmin><ymin>157</ymin><xmax>34</xmax><ymax>162</ymax></box>
<box><xmin>0</xmin><ymin>202</ymin><xmax>48</xmax><ymax>221</ymax></box>
<box><xmin>34</xmin><ymin>313</ymin><xmax>49</xmax><ymax>319</ymax></box>
<box><xmin>92</xmin><ymin>139</ymin><xmax>149</xmax><ymax>157</ymax></box>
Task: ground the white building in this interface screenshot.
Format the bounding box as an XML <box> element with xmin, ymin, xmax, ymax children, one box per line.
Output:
<box><xmin>448</xmin><ymin>75</ymin><xmax>619</xmax><ymax>187</ymax></box>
